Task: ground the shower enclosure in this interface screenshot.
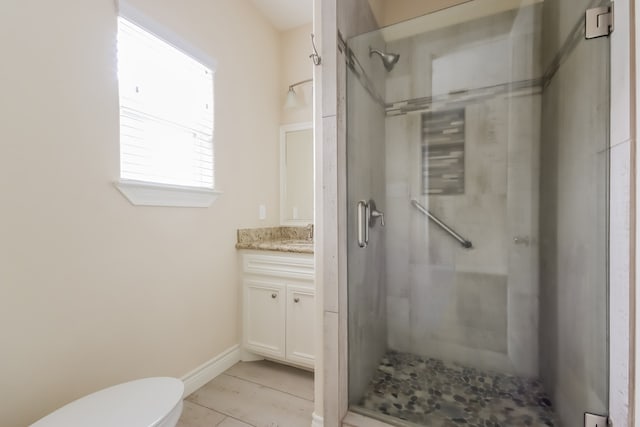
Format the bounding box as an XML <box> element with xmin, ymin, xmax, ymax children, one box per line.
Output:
<box><xmin>346</xmin><ymin>1</ymin><xmax>609</xmax><ymax>426</ymax></box>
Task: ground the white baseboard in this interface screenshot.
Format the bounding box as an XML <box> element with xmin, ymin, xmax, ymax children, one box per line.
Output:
<box><xmin>181</xmin><ymin>344</ymin><xmax>240</xmax><ymax>397</ymax></box>
<box><xmin>311</xmin><ymin>412</ymin><xmax>323</xmax><ymax>427</ymax></box>
<box><xmin>240</xmin><ymin>348</ymin><xmax>265</xmax><ymax>362</ymax></box>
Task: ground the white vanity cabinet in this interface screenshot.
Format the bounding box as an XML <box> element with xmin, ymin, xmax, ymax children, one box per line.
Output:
<box><xmin>242</xmin><ymin>252</ymin><xmax>315</xmax><ymax>369</ymax></box>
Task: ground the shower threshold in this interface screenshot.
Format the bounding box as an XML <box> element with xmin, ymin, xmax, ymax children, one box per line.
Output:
<box><xmin>353</xmin><ymin>351</ymin><xmax>557</xmax><ymax>427</ymax></box>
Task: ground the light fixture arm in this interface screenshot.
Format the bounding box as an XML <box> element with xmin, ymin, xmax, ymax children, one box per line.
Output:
<box><xmin>288</xmin><ymin>78</ymin><xmax>313</xmax><ymax>91</ymax></box>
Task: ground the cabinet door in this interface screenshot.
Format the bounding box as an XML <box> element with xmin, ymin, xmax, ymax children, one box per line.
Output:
<box><xmin>244</xmin><ymin>280</ymin><xmax>286</xmax><ymax>359</ymax></box>
<box><xmin>286</xmin><ymin>285</ymin><xmax>315</xmax><ymax>368</ymax></box>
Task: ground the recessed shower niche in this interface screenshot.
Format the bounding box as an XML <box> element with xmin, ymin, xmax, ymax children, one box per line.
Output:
<box><xmin>421</xmin><ymin>109</ymin><xmax>466</xmax><ymax>196</ymax></box>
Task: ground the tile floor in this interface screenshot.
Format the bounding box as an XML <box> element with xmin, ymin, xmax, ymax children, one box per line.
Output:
<box><xmin>178</xmin><ymin>360</ymin><xmax>314</xmax><ymax>427</ymax></box>
<box><xmin>355</xmin><ymin>351</ymin><xmax>557</xmax><ymax>427</ymax></box>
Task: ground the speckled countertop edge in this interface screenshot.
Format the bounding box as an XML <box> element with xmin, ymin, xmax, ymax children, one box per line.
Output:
<box><xmin>236</xmin><ymin>226</ymin><xmax>314</xmax><ymax>254</ymax></box>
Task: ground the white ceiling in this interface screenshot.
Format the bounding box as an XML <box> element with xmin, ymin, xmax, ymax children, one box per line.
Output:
<box><xmin>249</xmin><ymin>0</ymin><xmax>313</xmax><ymax>31</ymax></box>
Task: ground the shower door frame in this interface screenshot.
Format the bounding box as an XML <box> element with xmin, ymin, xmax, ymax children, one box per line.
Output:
<box><xmin>313</xmin><ymin>1</ymin><xmax>637</xmax><ymax>426</ymax></box>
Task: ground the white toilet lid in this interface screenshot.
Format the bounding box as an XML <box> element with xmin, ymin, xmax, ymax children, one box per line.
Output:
<box><xmin>31</xmin><ymin>377</ymin><xmax>184</xmax><ymax>427</ymax></box>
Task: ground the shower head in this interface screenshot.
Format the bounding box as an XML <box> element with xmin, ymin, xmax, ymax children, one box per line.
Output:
<box><xmin>369</xmin><ymin>47</ymin><xmax>400</xmax><ymax>72</ymax></box>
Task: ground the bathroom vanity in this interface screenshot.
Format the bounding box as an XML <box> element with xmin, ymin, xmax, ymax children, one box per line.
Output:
<box><xmin>236</xmin><ymin>122</ymin><xmax>316</xmax><ymax>369</ymax></box>
<box><xmin>236</xmin><ymin>227</ymin><xmax>315</xmax><ymax>370</ymax></box>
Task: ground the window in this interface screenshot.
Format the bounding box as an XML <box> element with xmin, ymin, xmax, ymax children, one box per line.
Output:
<box><xmin>115</xmin><ymin>12</ymin><xmax>219</xmax><ymax>207</ymax></box>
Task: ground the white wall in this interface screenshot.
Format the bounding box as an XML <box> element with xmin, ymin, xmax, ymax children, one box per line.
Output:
<box><xmin>367</xmin><ymin>0</ymin><xmax>469</xmax><ymax>27</ymax></box>
<box><xmin>281</xmin><ymin>23</ymin><xmax>314</xmax><ymax>125</ymax></box>
<box><xmin>0</xmin><ymin>1</ymin><xmax>280</xmax><ymax>425</ymax></box>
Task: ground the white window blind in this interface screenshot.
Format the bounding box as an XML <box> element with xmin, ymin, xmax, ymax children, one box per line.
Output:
<box><xmin>117</xmin><ymin>17</ymin><xmax>214</xmax><ymax>189</ymax></box>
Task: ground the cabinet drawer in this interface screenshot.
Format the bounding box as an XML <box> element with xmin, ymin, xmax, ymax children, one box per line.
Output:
<box><xmin>243</xmin><ymin>254</ymin><xmax>314</xmax><ymax>281</ymax></box>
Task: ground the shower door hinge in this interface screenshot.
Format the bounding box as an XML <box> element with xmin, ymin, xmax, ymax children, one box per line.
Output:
<box><xmin>585</xmin><ymin>3</ymin><xmax>614</xmax><ymax>39</ymax></box>
<box><xmin>584</xmin><ymin>412</ymin><xmax>610</xmax><ymax>427</ymax></box>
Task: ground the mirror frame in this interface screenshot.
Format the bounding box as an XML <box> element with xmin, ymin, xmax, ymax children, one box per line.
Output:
<box><xmin>280</xmin><ymin>121</ymin><xmax>313</xmax><ymax>226</ymax></box>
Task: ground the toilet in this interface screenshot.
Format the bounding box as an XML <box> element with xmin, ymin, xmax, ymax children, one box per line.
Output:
<box><xmin>30</xmin><ymin>377</ymin><xmax>184</xmax><ymax>427</ymax></box>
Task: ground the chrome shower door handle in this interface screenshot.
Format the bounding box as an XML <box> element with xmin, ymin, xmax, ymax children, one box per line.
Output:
<box><xmin>357</xmin><ymin>200</ymin><xmax>369</xmax><ymax>248</ymax></box>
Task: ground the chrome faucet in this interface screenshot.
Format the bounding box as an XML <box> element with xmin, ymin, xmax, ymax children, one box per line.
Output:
<box><xmin>306</xmin><ymin>224</ymin><xmax>314</xmax><ymax>241</ymax></box>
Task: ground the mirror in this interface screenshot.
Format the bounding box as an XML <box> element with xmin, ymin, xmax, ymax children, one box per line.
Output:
<box><xmin>280</xmin><ymin>122</ymin><xmax>313</xmax><ymax>226</ymax></box>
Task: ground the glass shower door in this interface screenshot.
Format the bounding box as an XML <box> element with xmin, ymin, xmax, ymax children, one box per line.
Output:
<box><xmin>345</xmin><ymin>1</ymin><xmax>609</xmax><ymax>426</ymax></box>
<box><xmin>538</xmin><ymin>1</ymin><xmax>610</xmax><ymax>423</ymax></box>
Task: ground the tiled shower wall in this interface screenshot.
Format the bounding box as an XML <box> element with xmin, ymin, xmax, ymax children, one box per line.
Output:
<box><xmin>382</xmin><ymin>6</ymin><xmax>542</xmax><ymax>377</ymax></box>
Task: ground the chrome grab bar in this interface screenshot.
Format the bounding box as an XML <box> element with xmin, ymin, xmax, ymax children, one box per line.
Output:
<box><xmin>410</xmin><ymin>199</ymin><xmax>473</xmax><ymax>249</ymax></box>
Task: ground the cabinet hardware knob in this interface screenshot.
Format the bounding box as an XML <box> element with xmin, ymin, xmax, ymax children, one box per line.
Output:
<box><xmin>271</xmin><ymin>293</ymin><xmax>277</xmax><ymax>299</ymax></box>
<box><xmin>294</xmin><ymin>297</ymin><xmax>300</xmax><ymax>303</ymax></box>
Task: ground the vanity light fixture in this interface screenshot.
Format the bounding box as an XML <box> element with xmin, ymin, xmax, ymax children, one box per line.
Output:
<box><xmin>284</xmin><ymin>78</ymin><xmax>313</xmax><ymax>109</ymax></box>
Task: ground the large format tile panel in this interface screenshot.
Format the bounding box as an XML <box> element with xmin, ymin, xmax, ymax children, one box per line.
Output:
<box><xmin>224</xmin><ymin>360</ymin><xmax>314</xmax><ymax>401</ymax></box>
<box><xmin>177</xmin><ymin>401</ymin><xmax>226</xmax><ymax>427</ymax></box>
<box><xmin>185</xmin><ymin>362</ymin><xmax>314</xmax><ymax>427</ymax></box>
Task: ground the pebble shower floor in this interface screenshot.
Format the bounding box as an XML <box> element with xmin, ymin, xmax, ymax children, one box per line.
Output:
<box><xmin>357</xmin><ymin>351</ymin><xmax>558</xmax><ymax>426</ymax></box>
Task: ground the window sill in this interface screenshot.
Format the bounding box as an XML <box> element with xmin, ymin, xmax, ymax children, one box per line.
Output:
<box><xmin>115</xmin><ymin>180</ymin><xmax>221</xmax><ymax>207</ymax></box>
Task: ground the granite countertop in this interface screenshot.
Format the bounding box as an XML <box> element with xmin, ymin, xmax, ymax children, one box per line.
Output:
<box><xmin>235</xmin><ymin>226</ymin><xmax>314</xmax><ymax>254</ymax></box>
